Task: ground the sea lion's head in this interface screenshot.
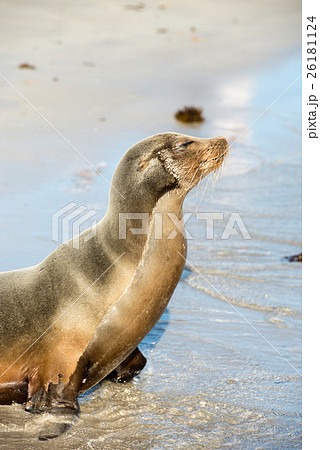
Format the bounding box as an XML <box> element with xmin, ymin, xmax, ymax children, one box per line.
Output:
<box><xmin>110</xmin><ymin>133</ymin><xmax>228</xmax><ymax>211</ymax></box>
<box><xmin>152</xmin><ymin>133</ymin><xmax>228</xmax><ymax>192</ymax></box>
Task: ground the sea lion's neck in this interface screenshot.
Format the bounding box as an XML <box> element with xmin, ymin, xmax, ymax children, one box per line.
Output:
<box><xmin>98</xmin><ymin>189</ymin><xmax>186</xmax><ymax>263</ymax></box>
<box><xmin>73</xmin><ymin>192</ymin><xmax>187</xmax><ymax>392</ymax></box>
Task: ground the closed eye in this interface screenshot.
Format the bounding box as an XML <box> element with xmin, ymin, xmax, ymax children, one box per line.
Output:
<box><xmin>181</xmin><ymin>140</ymin><xmax>195</xmax><ymax>147</ymax></box>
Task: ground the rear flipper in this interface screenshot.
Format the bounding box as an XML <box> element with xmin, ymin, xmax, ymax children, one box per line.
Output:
<box><xmin>106</xmin><ymin>347</ymin><xmax>147</xmax><ymax>383</ymax></box>
<box><xmin>25</xmin><ymin>381</ymin><xmax>79</xmax><ymax>441</ymax></box>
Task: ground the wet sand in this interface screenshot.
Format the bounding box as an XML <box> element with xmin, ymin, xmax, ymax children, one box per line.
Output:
<box><xmin>0</xmin><ymin>0</ymin><xmax>301</xmax><ymax>448</ymax></box>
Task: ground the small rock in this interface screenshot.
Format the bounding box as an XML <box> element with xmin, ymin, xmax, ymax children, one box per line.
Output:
<box><xmin>284</xmin><ymin>252</ymin><xmax>302</xmax><ymax>263</ymax></box>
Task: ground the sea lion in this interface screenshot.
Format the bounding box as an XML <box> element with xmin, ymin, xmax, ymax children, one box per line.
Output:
<box><xmin>0</xmin><ymin>133</ymin><xmax>228</xmax><ymax>438</ymax></box>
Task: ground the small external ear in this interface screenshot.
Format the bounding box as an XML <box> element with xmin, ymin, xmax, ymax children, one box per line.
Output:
<box><xmin>137</xmin><ymin>156</ymin><xmax>152</xmax><ymax>172</ymax></box>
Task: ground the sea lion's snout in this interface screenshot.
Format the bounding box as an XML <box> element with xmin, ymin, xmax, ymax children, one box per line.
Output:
<box><xmin>165</xmin><ymin>134</ymin><xmax>229</xmax><ymax>191</ymax></box>
<box><xmin>199</xmin><ymin>136</ymin><xmax>229</xmax><ymax>167</ymax></box>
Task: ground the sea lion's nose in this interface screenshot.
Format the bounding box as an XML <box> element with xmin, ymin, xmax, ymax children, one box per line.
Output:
<box><xmin>213</xmin><ymin>137</ymin><xmax>228</xmax><ymax>147</ymax></box>
<box><xmin>209</xmin><ymin>137</ymin><xmax>229</xmax><ymax>155</ymax></box>
<box><xmin>197</xmin><ymin>136</ymin><xmax>228</xmax><ymax>148</ymax></box>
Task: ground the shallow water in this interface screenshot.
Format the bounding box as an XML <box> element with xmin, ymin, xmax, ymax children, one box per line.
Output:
<box><xmin>0</xmin><ymin>0</ymin><xmax>301</xmax><ymax>448</ymax></box>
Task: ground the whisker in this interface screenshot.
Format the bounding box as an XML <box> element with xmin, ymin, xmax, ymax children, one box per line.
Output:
<box><xmin>194</xmin><ymin>169</ymin><xmax>210</xmax><ymax>214</ymax></box>
<box><xmin>211</xmin><ymin>171</ymin><xmax>217</xmax><ymax>204</ymax></box>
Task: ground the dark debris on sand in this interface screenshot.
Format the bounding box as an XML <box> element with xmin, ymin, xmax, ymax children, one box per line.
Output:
<box><xmin>18</xmin><ymin>63</ymin><xmax>36</xmax><ymax>70</ymax></box>
<box><xmin>125</xmin><ymin>3</ymin><xmax>145</xmax><ymax>11</ymax></box>
<box><xmin>284</xmin><ymin>252</ymin><xmax>302</xmax><ymax>263</ymax></box>
<box><xmin>175</xmin><ymin>106</ymin><xmax>205</xmax><ymax>123</ymax></box>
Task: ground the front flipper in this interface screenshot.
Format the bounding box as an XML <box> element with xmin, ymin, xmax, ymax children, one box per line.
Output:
<box><xmin>25</xmin><ymin>382</ymin><xmax>79</xmax><ymax>441</ymax></box>
<box><xmin>106</xmin><ymin>347</ymin><xmax>147</xmax><ymax>383</ymax></box>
